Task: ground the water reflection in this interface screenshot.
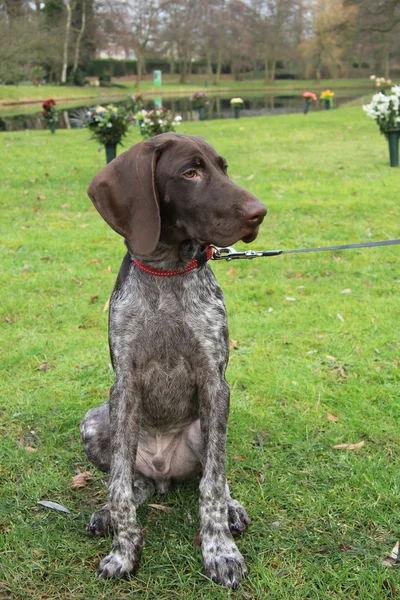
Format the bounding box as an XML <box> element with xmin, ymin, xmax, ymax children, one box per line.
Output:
<box><xmin>0</xmin><ymin>93</ymin><xmax>356</xmax><ymax>131</ymax></box>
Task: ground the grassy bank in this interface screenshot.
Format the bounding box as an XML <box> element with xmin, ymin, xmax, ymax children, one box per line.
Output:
<box><xmin>0</xmin><ymin>77</ymin><xmax>373</xmax><ymax>108</ymax></box>
<box><xmin>1</xmin><ymin>106</ymin><xmax>400</xmax><ymax>599</ymax></box>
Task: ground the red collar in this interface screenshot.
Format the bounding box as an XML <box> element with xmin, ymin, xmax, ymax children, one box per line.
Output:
<box><xmin>132</xmin><ymin>245</ymin><xmax>213</xmax><ymax>277</ymax></box>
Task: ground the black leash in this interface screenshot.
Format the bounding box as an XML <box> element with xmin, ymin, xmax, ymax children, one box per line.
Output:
<box><xmin>211</xmin><ymin>239</ymin><xmax>400</xmax><ymax>261</ymax></box>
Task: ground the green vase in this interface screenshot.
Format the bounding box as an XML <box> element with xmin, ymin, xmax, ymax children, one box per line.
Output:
<box><xmin>324</xmin><ymin>100</ymin><xmax>331</xmax><ymax>110</ymax></box>
<box><xmin>198</xmin><ymin>106</ymin><xmax>205</xmax><ymax>121</ymax></box>
<box><xmin>48</xmin><ymin>121</ymin><xmax>56</xmax><ymax>134</ymax></box>
<box><xmin>234</xmin><ymin>106</ymin><xmax>241</xmax><ymax>119</ymax></box>
<box><xmin>386</xmin><ymin>130</ymin><xmax>399</xmax><ymax>167</ymax></box>
<box><xmin>105</xmin><ymin>144</ymin><xmax>117</xmax><ymax>164</ymax></box>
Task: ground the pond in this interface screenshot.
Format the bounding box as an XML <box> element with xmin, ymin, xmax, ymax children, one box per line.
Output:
<box><xmin>0</xmin><ymin>93</ymin><xmax>359</xmax><ymax>131</ymax></box>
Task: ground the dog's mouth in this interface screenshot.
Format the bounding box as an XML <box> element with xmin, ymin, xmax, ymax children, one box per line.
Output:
<box><xmin>241</xmin><ymin>227</ymin><xmax>260</xmax><ymax>244</ymax></box>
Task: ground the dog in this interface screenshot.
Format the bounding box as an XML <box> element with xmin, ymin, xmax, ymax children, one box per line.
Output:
<box><xmin>80</xmin><ymin>132</ymin><xmax>266</xmax><ymax>589</ymax></box>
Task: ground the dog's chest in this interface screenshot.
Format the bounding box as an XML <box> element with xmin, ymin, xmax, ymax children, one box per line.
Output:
<box><xmin>110</xmin><ymin>267</ymin><xmax>229</xmax><ymax>427</ymax></box>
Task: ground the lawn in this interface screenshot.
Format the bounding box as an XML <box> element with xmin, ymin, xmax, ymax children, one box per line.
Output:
<box><xmin>1</xmin><ymin>106</ymin><xmax>399</xmax><ymax>600</ymax></box>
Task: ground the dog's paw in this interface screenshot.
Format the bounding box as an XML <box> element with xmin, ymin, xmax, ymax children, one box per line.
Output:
<box><xmin>88</xmin><ymin>506</ymin><xmax>112</xmax><ymax>537</ymax></box>
<box><xmin>96</xmin><ymin>531</ymin><xmax>144</xmax><ymax>579</ymax></box>
<box><xmin>202</xmin><ymin>537</ymin><xmax>248</xmax><ymax>589</ymax></box>
<box><xmin>227</xmin><ymin>499</ymin><xmax>250</xmax><ymax>536</ymax></box>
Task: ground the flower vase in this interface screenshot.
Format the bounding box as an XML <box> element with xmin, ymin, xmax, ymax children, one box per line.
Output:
<box><xmin>48</xmin><ymin>121</ymin><xmax>56</xmax><ymax>134</ymax></box>
<box><xmin>234</xmin><ymin>106</ymin><xmax>241</xmax><ymax>119</ymax></box>
<box><xmin>324</xmin><ymin>100</ymin><xmax>331</xmax><ymax>110</ymax></box>
<box><xmin>198</xmin><ymin>106</ymin><xmax>205</xmax><ymax>121</ymax></box>
<box><xmin>105</xmin><ymin>144</ymin><xmax>117</xmax><ymax>164</ymax></box>
<box><xmin>304</xmin><ymin>100</ymin><xmax>310</xmax><ymax>114</ymax></box>
<box><xmin>386</xmin><ymin>130</ymin><xmax>399</xmax><ymax>167</ymax></box>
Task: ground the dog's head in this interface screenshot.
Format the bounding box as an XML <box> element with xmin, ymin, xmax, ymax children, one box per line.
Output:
<box><xmin>87</xmin><ymin>133</ymin><xmax>266</xmax><ymax>256</ymax></box>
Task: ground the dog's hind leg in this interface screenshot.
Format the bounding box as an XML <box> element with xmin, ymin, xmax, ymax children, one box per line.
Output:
<box><xmin>226</xmin><ymin>484</ymin><xmax>250</xmax><ymax>536</ymax></box>
<box><xmin>80</xmin><ymin>402</ymin><xmax>111</xmax><ymax>472</ymax></box>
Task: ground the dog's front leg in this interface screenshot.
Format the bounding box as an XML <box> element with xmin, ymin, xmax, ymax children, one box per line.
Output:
<box><xmin>96</xmin><ymin>375</ymin><xmax>144</xmax><ymax>579</ymax></box>
<box><xmin>199</xmin><ymin>379</ymin><xmax>248</xmax><ymax>589</ymax></box>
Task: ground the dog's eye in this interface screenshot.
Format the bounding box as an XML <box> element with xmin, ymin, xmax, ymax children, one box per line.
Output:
<box><xmin>183</xmin><ymin>170</ymin><xmax>198</xmax><ymax>179</ymax></box>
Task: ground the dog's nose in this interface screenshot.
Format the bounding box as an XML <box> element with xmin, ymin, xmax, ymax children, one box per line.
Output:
<box><xmin>244</xmin><ymin>201</ymin><xmax>267</xmax><ymax>227</ymax></box>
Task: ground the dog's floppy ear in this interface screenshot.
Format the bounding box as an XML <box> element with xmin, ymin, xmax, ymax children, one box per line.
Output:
<box><xmin>87</xmin><ymin>141</ymin><xmax>160</xmax><ymax>256</ymax></box>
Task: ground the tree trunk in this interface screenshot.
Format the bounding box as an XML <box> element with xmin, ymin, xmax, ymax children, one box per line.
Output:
<box><xmin>72</xmin><ymin>0</ymin><xmax>86</xmax><ymax>80</ymax></box>
<box><xmin>135</xmin><ymin>54</ymin><xmax>143</xmax><ymax>89</ymax></box>
<box><xmin>264</xmin><ymin>38</ymin><xmax>269</xmax><ymax>84</ymax></box>
<box><xmin>61</xmin><ymin>0</ymin><xmax>72</xmax><ymax>84</ymax></box>
<box><xmin>179</xmin><ymin>60</ymin><xmax>187</xmax><ymax>83</ymax></box>
<box><xmin>315</xmin><ymin>54</ymin><xmax>322</xmax><ymax>83</ymax></box>
<box><xmin>269</xmin><ymin>57</ymin><xmax>276</xmax><ymax>83</ymax></box>
<box><xmin>383</xmin><ymin>37</ymin><xmax>390</xmax><ymax>79</ymax></box>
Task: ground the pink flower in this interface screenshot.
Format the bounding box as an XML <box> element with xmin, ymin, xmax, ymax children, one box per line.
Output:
<box><xmin>303</xmin><ymin>92</ymin><xmax>317</xmax><ymax>101</ymax></box>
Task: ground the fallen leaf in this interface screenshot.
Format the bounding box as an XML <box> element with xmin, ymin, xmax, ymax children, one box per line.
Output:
<box><xmin>193</xmin><ymin>533</ymin><xmax>201</xmax><ymax>547</ymax></box>
<box><xmin>270</xmin><ymin>520</ymin><xmax>281</xmax><ymax>527</ymax></box>
<box><xmin>229</xmin><ymin>339</ymin><xmax>239</xmax><ymax>350</ymax></box>
<box><xmin>88</xmin><ymin>258</ymin><xmax>100</xmax><ymax>265</ymax></box>
<box><xmin>333</xmin><ymin>441</ymin><xmax>364</xmax><ymax>451</ymax></box>
<box><xmin>337</xmin><ymin>313</ymin><xmax>345</xmax><ymax>323</ymax></box>
<box><xmin>37</xmin><ymin>501</ymin><xmax>70</xmax><ymax>514</ymax></box>
<box><xmin>246</xmin><ymin>174</ymin><xmax>254</xmax><ymax>180</ymax></box>
<box><xmin>61</xmin><ymin>203</ymin><xmax>70</xmax><ymax>209</ymax></box>
<box><xmin>19</xmin><ymin>435</ymin><xmax>25</xmax><ymax>447</ymax></box>
<box><xmin>38</xmin><ymin>362</ymin><xmax>51</xmax><ymax>371</ymax></box>
<box><xmin>148</xmin><ymin>504</ymin><xmax>172</xmax><ymax>512</ymax></box>
<box><xmin>310</xmin><ymin>547</ymin><xmax>329</xmax><ymax>553</ymax></box>
<box><xmin>70</xmin><ymin>471</ymin><xmax>92</xmax><ymax>489</ymax></box>
<box><xmin>285</xmin><ymin>296</ymin><xmax>296</xmax><ymax>302</ymax></box>
<box><xmin>233</xmin><ymin>456</ymin><xmax>246</xmax><ymax>461</ymax></box>
<box><xmin>326</xmin><ymin>355</ymin><xmax>336</xmax><ymax>361</ymax></box>
<box><xmin>26</xmin><ymin>446</ymin><xmax>37</xmax><ymax>453</ymax></box>
<box><xmin>103</xmin><ymin>297</ymin><xmax>110</xmax><ymax>313</ymax></box>
<box><xmin>90</xmin><ymin>295</ymin><xmax>98</xmax><ymax>304</ymax></box>
<box><xmin>382</xmin><ymin>580</ymin><xmax>397</xmax><ymax>596</ymax></box>
<box><xmin>71</xmin><ymin>278</ymin><xmax>83</xmax><ymax>287</ymax></box>
<box><xmin>259</xmin><ymin>473</ymin><xmax>265</xmax><ymax>483</ymax></box>
<box><xmin>327</xmin><ymin>413</ymin><xmax>339</xmax><ymax>423</ymax></box>
<box><xmin>36</xmin><ymin>194</ymin><xmax>46</xmax><ymax>200</ymax></box>
<box><xmin>331</xmin><ymin>364</ymin><xmax>347</xmax><ymax>378</ymax></box>
<box><xmin>341</xmin><ymin>288</ymin><xmax>352</xmax><ymax>294</ymax></box>
<box><xmin>41</xmin><ymin>256</ymin><xmax>52</xmax><ymax>261</ymax></box>
<box><xmin>256</xmin><ymin>433</ymin><xmax>264</xmax><ymax>447</ymax></box>
<box><xmin>226</xmin><ymin>267</ymin><xmax>237</xmax><ymax>277</ymax></box>
<box><xmin>382</xmin><ymin>541</ymin><xmax>400</xmax><ymax>567</ymax></box>
<box><xmin>283</xmin><ymin>338</ymin><xmax>290</xmax><ymax>344</ymax></box>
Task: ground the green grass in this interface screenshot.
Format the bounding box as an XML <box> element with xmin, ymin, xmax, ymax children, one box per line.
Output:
<box><xmin>1</xmin><ymin>107</ymin><xmax>400</xmax><ymax>599</ymax></box>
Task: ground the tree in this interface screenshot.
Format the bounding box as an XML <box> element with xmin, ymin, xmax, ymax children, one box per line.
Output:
<box><xmin>297</xmin><ymin>0</ymin><xmax>358</xmax><ymax>80</ymax></box>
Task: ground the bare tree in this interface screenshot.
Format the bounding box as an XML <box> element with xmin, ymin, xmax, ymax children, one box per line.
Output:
<box><xmin>72</xmin><ymin>0</ymin><xmax>86</xmax><ymax>80</ymax></box>
<box><xmin>60</xmin><ymin>0</ymin><xmax>73</xmax><ymax>83</ymax></box>
<box><xmin>297</xmin><ymin>0</ymin><xmax>358</xmax><ymax>80</ymax></box>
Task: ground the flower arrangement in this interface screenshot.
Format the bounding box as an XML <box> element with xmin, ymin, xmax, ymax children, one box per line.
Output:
<box><xmin>130</xmin><ymin>92</ymin><xmax>144</xmax><ymax>113</ymax></box>
<box><xmin>189</xmin><ymin>92</ymin><xmax>208</xmax><ymax>109</ymax></box>
<box><xmin>230</xmin><ymin>97</ymin><xmax>244</xmax><ymax>106</ymax></box>
<box><xmin>320</xmin><ymin>89</ymin><xmax>335</xmax><ymax>109</ymax></box>
<box><xmin>42</xmin><ymin>98</ymin><xmax>58</xmax><ymax>132</ymax></box>
<box><xmin>135</xmin><ymin>107</ymin><xmax>182</xmax><ymax>139</ymax></box>
<box><xmin>363</xmin><ymin>86</ymin><xmax>400</xmax><ymax>133</ymax></box>
<box><xmin>303</xmin><ymin>92</ymin><xmax>317</xmax><ymax>114</ymax></box>
<box><xmin>370</xmin><ymin>75</ymin><xmax>392</xmax><ymax>90</ymax></box>
<box><xmin>83</xmin><ymin>104</ymin><xmax>132</xmax><ymax>146</ymax></box>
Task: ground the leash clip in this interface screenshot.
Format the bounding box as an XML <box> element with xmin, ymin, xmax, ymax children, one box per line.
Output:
<box><xmin>211</xmin><ymin>245</ymin><xmax>283</xmax><ymax>261</ymax></box>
